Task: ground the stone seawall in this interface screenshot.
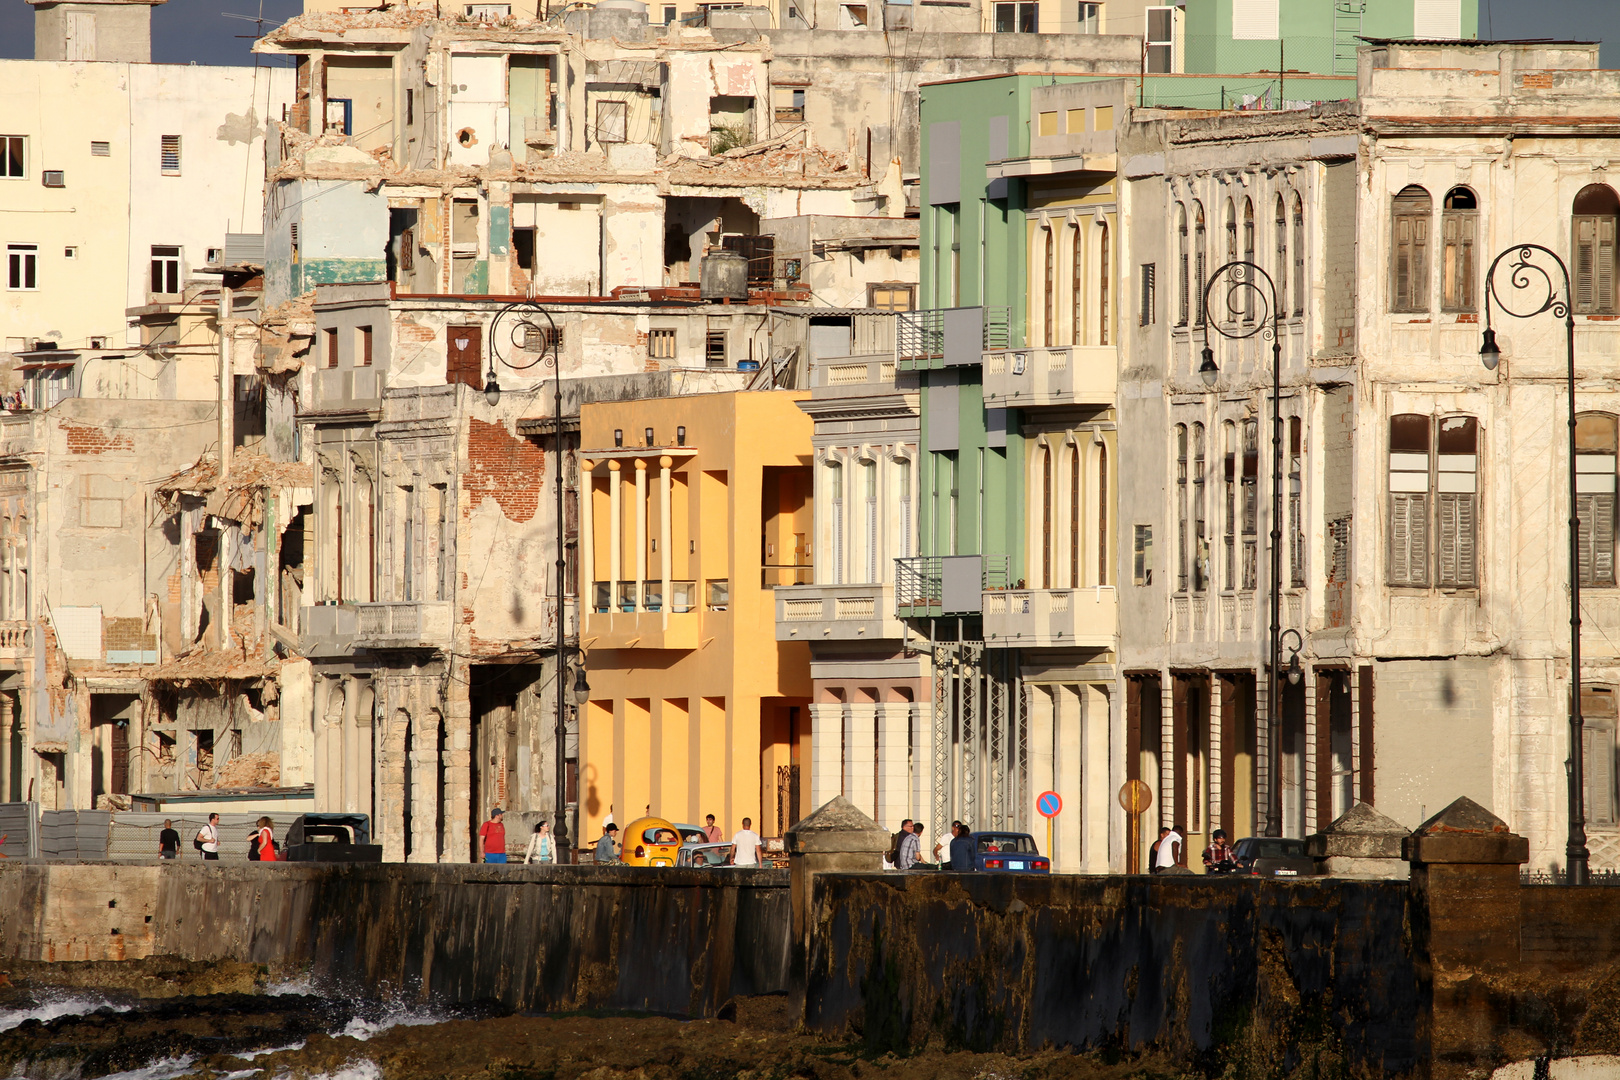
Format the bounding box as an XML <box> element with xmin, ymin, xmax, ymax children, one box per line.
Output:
<box><xmin>804</xmin><ymin>872</ymin><xmax>1426</xmax><ymax>1075</ymax></box>
<box><xmin>0</xmin><ymin>862</ymin><xmax>790</xmax><ymax>1016</ymax></box>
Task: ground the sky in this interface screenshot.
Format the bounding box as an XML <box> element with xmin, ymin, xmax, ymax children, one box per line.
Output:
<box><xmin>0</xmin><ymin>0</ymin><xmax>1616</xmax><ymax>71</ymax></box>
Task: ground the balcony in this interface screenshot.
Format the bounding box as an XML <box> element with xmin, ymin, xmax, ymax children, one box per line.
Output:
<box><xmin>0</xmin><ymin>621</ymin><xmax>31</xmax><ymax>659</ymax></box>
<box><xmin>982</xmin><ymin>344</ymin><xmax>1116</xmax><ymax>408</ymax></box>
<box><xmin>301</xmin><ymin>602</ymin><xmax>453</xmax><ymax>655</ymax></box>
<box><xmin>895</xmin><ymin>306</ymin><xmax>1011</xmax><ymax>371</ymax></box>
<box><xmin>775</xmin><ymin>582</ymin><xmax>904</xmax><ymax>642</ymax></box>
<box><xmin>983</xmin><ymin>587</ymin><xmax>1117</xmax><ymax>649</ymax></box>
<box><xmin>894</xmin><ymin>555</ymin><xmax>1010</xmax><ymax>618</ymax></box>
<box><xmin>585</xmin><ymin>580</ymin><xmax>699</xmax><ymax>650</ymax></box>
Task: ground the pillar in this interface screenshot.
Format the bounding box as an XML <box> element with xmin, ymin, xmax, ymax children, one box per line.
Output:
<box><xmin>98</xmin><ymin>721</ymin><xmax>113</xmax><ymax>801</ymax></box>
<box><xmin>312</xmin><ymin>677</ymin><xmax>330</xmax><ymax>812</ymax></box>
<box><xmin>634</xmin><ymin>460</ymin><xmax>648</xmax><ymax>611</ymax></box>
<box><xmin>0</xmin><ymin>691</ymin><xmax>11</xmax><ymax>802</ymax></box>
<box><xmin>580</xmin><ymin>460</ymin><xmax>595</xmax><ymax>612</ymax></box>
<box><xmin>342</xmin><ymin>676</ymin><xmax>360</xmax><ymax>813</ymax></box>
<box><xmin>1207</xmin><ymin>675</ymin><xmax>1223</xmax><ymax>837</ymax></box>
<box><xmin>1160</xmin><ymin>672</ymin><xmax>1175</xmax><ymax>829</ymax></box>
<box><xmin>443</xmin><ymin>660</ymin><xmax>473</xmax><ymax>861</ymax></box>
<box><xmin>875</xmin><ymin>700</ymin><xmax>911</xmax><ymax>829</ymax></box>
<box><xmin>809</xmin><ymin>701</ymin><xmax>843</xmax><ymax>808</ymax></box>
<box><xmin>1054</xmin><ymin>684</ymin><xmax>1082</xmax><ymax>872</ymax></box>
<box><xmin>911</xmin><ymin>697</ymin><xmax>933</xmax><ymax>841</ymax></box>
<box><xmin>846</xmin><ymin>700</ymin><xmax>877</xmax><ymax>822</ymax></box>
<box><xmin>659</xmin><ymin>456</ymin><xmax>672</xmax><ymax>620</ymax></box>
<box><xmin>1254</xmin><ymin>662</ymin><xmax>1271</xmax><ymax>837</ymax></box>
<box><xmin>608</xmin><ymin>461</ymin><xmax>622</xmax><ymax>606</ymax></box>
<box><xmin>410</xmin><ymin>707</ymin><xmax>441</xmax><ymax>863</ymax></box>
<box><xmin>1028</xmin><ymin>684</ymin><xmax>1055</xmax><ymax>850</ymax></box>
<box><xmin>1081</xmin><ymin>683</ymin><xmax>1110</xmax><ymax>874</ymax></box>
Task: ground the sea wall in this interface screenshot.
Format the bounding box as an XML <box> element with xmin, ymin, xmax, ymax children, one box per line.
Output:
<box><xmin>0</xmin><ymin>862</ymin><xmax>791</xmax><ymax>1016</ymax></box>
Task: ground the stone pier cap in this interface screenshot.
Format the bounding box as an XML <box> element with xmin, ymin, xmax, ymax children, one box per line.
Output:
<box><xmin>1403</xmin><ymin>796</ymin><xmax>1529</xmax><ymax>866</ymax></box>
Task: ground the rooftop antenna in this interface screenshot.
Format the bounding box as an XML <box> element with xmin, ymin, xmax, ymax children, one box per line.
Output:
<box><xmin>221</xmin><ymin>0</ymin><xmax>268</xmax><ymax>41</ymax></box>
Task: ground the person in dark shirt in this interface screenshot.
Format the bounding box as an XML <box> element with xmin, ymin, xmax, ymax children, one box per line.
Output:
<box><xmin>158</xmin><ymin>820</ymin><xmax>180</xmax><ymax>860</ymax></box>
<box><xmin>948</xmin><ymin>823</ymin><xmax>975</xmax><ymax>871</ymax></box>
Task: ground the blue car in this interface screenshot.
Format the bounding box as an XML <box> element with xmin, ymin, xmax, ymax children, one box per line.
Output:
<box><xmin>971</xmin><ymin>831</ymin><xmax>1050</xmax><ymax>873</ymax></box>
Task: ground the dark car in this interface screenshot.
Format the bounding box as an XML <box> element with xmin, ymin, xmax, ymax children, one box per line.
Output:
<box><xmin>970</xmin><ymin>831</ymin><xmax>1050</xmax><ymax>873</ymax></box>
<box><xmin>1231</xmin><ymin>836</ymin><xmax>1314</xmax><ymax>878</ymax></box>
<box><xmin>280</xmin><ymin>814</ymin><xmax>383</xmax><ymax>863</ymax></box>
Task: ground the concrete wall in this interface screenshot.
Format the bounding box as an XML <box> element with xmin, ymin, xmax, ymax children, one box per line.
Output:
<box><xmin>0</xmin><ymin>861</ymin><xmax>790</xmax><ymax>1016</ymax></box>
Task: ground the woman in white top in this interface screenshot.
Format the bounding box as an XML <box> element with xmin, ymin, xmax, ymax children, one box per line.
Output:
<box><xmin>524</xmin><ymin>820</ymin><xmax>553</xmax><ymax>864</ymax></box>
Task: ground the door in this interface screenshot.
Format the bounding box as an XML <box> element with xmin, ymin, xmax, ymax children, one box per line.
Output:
<box><xmin>447</xmin><ymin>325</ymin><xmax>483</xmax><ymax>390</ymax></box>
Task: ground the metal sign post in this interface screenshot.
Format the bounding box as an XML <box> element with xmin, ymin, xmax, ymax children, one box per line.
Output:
<box><xmin>1036</xmin><ymin>790</ymin><xmax>1062</xmax><ymax>868</ymax></box>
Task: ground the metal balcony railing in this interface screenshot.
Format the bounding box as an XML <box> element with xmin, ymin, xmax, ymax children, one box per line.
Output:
<box><xmin>896</xmin><ymin>308</ymin><xmax>945</xmax><ymax>364</ymax></box>
<box><xmin>894</xmin><ymin>554</ymin><xmax>1010</xmax><ymax>615</ymax></box>
<box><xmin>895</xmin><ymin>306</ymin><xmax>1015</xmax><ymax>370</ymax></box>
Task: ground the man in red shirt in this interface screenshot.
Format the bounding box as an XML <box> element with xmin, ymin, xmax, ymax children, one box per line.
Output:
<box><xmin>703</xmin><ymin>814</ymin><xmax>723</xmax><ymax>844</ymax></box>
<box><xmin>478</xmin><ymin>808</ymin><xmax>507</xmax><ymax>863</ymax></box>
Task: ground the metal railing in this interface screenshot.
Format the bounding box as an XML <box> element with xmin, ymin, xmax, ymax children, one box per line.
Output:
<box><xmin>894</xmin><ymin>554</ymin><xmax>1010</xmax><ymax>613</ymax></box>
<box><xmin>896</xmin><ymin>308</ymin><xmax>945</xmax><ymax>363</ymax></box>
<box><xmin>1521</xmin><ymin>869</ymin><xmax>1620</xmax><ymax>886</ymax></box>
<box><xmin>896</xmin><ymin>306</ymin><xmax>1014</xmax><ymax>367</ymax></box>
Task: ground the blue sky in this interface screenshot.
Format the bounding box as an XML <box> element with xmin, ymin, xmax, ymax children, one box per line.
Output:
<box><xmin>0</xmin><ymin>0</ymin><xmax>1616</xmax><ymax>73</ymax></box>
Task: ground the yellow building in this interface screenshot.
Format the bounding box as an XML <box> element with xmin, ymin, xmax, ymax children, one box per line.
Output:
<box><xmin>578</xmin><ymin>390</ymin><xmax>814</xmax><ymax>842</ymax></box>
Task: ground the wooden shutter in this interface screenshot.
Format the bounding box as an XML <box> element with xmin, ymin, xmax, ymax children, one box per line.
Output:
<box><xmin>1577</xmin><ymin>217</ymin><xmax>1598</xmax><ymax>313</ymax></box>
<box><xmin>1600</xmin><ymin>217</ymin><xmax>1617</xmax><ymax>315</ymax></box>
<box><xmin>1437</xmin><ymin>493</ymin><xmax>1476</xmax><ymax>588</ymax></box>
<box><xmin>1577</xmin><ymin>493</ymin><xmax>1617</xmax><ymax>587</ymax></box>
<box><xmin>1394</xmin><ymin>216</ymin><xmax>1411</xmax><ymax>310</ymax></box>
<box><xmin>446</xmin><ymin>325</ymin><xmax>483</xmax><ymax>390</ymax></box>
<box><xmin>1584</xmin><ymin>724</ymin><xmax>1617</xmax><ymax>828</ymax></box>
<box><xmin>1390</xmin><ymin>493</ymin><xmax>1428</xmax><ymax>587</ymax></box>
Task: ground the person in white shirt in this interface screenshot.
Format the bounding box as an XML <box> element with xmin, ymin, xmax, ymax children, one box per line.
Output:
<box><xmin>196</xmin><ymin>814</ymin><xmax>220</xmax><ymax>861</ymax></box>
<box><xmin>1155</xmin><ymin>825</ymin><xmax>1184</xmax><ymax>872</ymax></box>
<box><xmin>730</xmin><ymin>817</ymin><xmax>763</xmax><ymax>866</ymax></box>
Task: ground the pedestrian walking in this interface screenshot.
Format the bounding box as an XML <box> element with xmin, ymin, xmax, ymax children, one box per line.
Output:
<box><xmin>948</xmin><ymin>823</ymin><xmax>975</xmax><ymax>871</ymax></box>
<box><xmin>595</xmin><ymin>822</ymin><xmax>620</xmax><ymax>863</ymax></box>
<box><xmin>702</xmin><ymin>814</ymin><xmax>722</xmax><ymax>844</ymax></box>
<box><xmin>479</xmin><ymin>808</ymin><xmax>507</xmax><ymax>863</ymax></box>
<box><xmin>195</xmin><ymin>814</ymin><xmax>220</xmax><ymax>860</ymax></box>
<box><xmin>253</xmin><ymin>817</ymin><xmax>279</xmax><ymax>862</ymax></box>
<box><xmin>730</xmin><ymin>817</ymin><xmax>762</xmax><ymax>866</ymax></box>
<box><xmin>896</xmin><ymin>820</ymin><xmax>921</xmax><ymax>870</ymax></box>
<box><xmin>1155</xmin><ymin>824</ymin><xmax>1184</xmax><ymax>872</ymax></box>
<box><xmin>525</xmin><ymin>821</ymin><xmax>554</xmax><ymax>864</ymax></box>
<box><xmin>158</xmin><ymin>819</ymin><xmax>179</xmax><ymax>860</ymax></box>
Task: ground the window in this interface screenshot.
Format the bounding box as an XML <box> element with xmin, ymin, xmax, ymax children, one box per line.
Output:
<box><xmin>406</xmin><ymin>88</ymin><xmax>414</xmax><ymax>126</ymax></box>
<box><xmin>513</xmin><ymin>227</ymin><xmax>535</xmax><ymax>271</ymax></box>
<box><xmin>1192</xmin><ymin>422</ymin><xmax>1206</xmax><ymax>591</ymax></box>
<box><xmin>994</xmin><ymin>1</ymin><xmax>1037</xmax><ymax>31</ymax></box>
<box><xmin>1231</xmin><ymin>0</ymin><xmax>1278</xmax><ymax>39</ymax></box>
<box><xmin>1139</xmin><ymin>262</ymin><xmax>1155</xmax><ymax>326</ymax></box>
<box><xmin>829</xmin><ymin>460</ymin><xmax>844</xmax><ymax>584</ymax></box>
<box><xmin>1577</xmin><ymin>413</ymin><xmax>1618</xmax><ymax>588</ymax></box>
<box><xmin>1392</xmin><ymin>185</ymin><xmax>1432</xmax><ymax>313</ymax></box>
<box><xmin>1177</xmin><ymin>204</ymin><xmax>1189</xmax><ymax>326</ymax></box>
<box><xmin>1098</xmin><ymin>220</ymin><xmax>1109</xmax><ymax>344</ymax></box>
<box><xmin>1292</xmin><ymin>194</ymin><xmax>1304</xmax><ymax>316</ymax></box>
<box><xmin>324</xmin><ymin>327</ymin><xmax>339</xmax><ymax>368</ymax></box>
<box><xmin>867</xmin><ymin>283</ymin><xmax>914</xmax><ymax>310</ymax></box>
<box><xmin>150</xmin><ymin>245</ymin><xmax>180</xmax><ymax>295</ymax></box>
<box><xmin>1583</xmin><ymin>688</ymin><xmax>1618</xmax><ymax>829</ymax></box>
<box><xmin>1175</xmin><ymin>424</ymin><xmax>1188</xmax><ymax>591</ymax></box>
<box><xmin>1242</xmin><ymin>419</ymin><xmax>1258</xmax><ymax>589</ymax></box>
<box><xmin>1242</xmin><ymin>198</ymin><xmax>1255</xmax><ymax>322</ymax></box>
<box><xmin>1133</xmin><ymin>524</ymin><xmax>1152</xmax><ymax>586</ymax></box>
<box><xmin>1574</xmin><ymin>184</ymin><xmax>1619</xmax><ymax>316</ymax></box>
<box><xmin>664</xmin><ymin>3</ymin><xmax>678</xmax><ymax>20</ymax></box>
<box><xmin>324</xmin><ymin>99</ymin><xmax>352</xmax><ymax>136</ymax></box>
<box><xmin>649</xmin><ymin>328</ymin><xmax>677</xmax><ymax>359</ymax></box>
<box><xmin>863</xmin><ymin>459</ymin><xmax>878</xmax><ymax>582</ymax></box>
<box><xmin>1069</xmin><ymin>446</ymin><xmax>1080</xmax><ymax>588</ymax></box>
<box><xmin>160</xmin><ymin>135</ymin><xmax>181</xmax><ymax>175</ymax></box>
<box><xmin>357</xmin><ymin>326</ymin><xmax>373</xmax><ymax>367</ymax></box>
<box><xmin>775</xmin><ymin>86</ymin><xmax>807</xmax><ymax>124</ymax></box>
<box><xmin>1096</xmin><ymin>442</ymin><xmax>1108</xmax><ymax>586</ymax></box>
<box><xmin>1145</xmin><ymin>6</ymin><xmax>1173</xmax><ymax>72</ymax></box>
<box><xmin>705</xmin><ymin>330</ymin><xmax>727</xmax><ymax>367</ymax></box>
<box><xmin>1071</xmin><ymin>224</ymin><xmax>1085</xmax><ymax>345</ymax></box>
<box><xmin>897</xmin><ymin>458</ymin><xmax>912</xmax><ymax>557</ymax></box>
<box><xmin>1289</xmin><ymin>417</ymin><xmax>1303</xmax><ymax>587</ymax></box>
<box><xmin>1274</xmin><ymin>196</ymin><xmax>1287</xmax><ymax>318</ymax></box>
<box><xmin>1077</xmin><ymin>1</ymin><xmax>1100</xmax><ymax>32</ymax></box>
<box><xmin>1043</xmin><ymin>227</ymin><xmax>1056</xmax><ymax>346</ymax></box>
<box><xmin>5</xmin><ymin>245</ymin><xmax>35</xmax><ymax>291</ymax></box>
<box><xmin>1041</xmin><ymin>446</ymin><xmax>1053</xmax><ymax>587</ymax></box>
<box><xmin>1194</xmin><ymin>201</ymin><xmax>1207</xmax><ymax>325</ymax></box>
<box><xmin>206</xmin><ymin>247</ymin><xmax>222</xmax><ymax>265</ymax></box>
<box><xmin>1441</xmin><ymin>187</ymin><xmax>1477</xmax><ymax>312</ymax></box>
<box><xmin>1223</xmin><ymin>421</ymin><xmax>1236</xmax><ymax>588</ymax></box>
<box><xmin>28</xmin><ymin>367</ymin><xmax>72</xmax><ymax>409</ymax></box>
<box><xmin>91</xmin><ymin>140</ymin><xmax>110</xmax><ymax>157</ymax></box>
<box><xmin>1388</xmin><ymin>414</ymin><xmax>1479</xmax><ymax>589</ymax></box>
<box><xmin>1</xmin><ymin>136</ymin><xmax>24</xmax><ymax>179</ymax></box>
<box><xmin>596</xmin><ymin>100</ymin><xmax>628</xmax><ymax>145</ymax></box>
<box><xmin>1225</xmin><ymin>198</ymin><xmax>1237</xmax><ymax>264</ymax></box>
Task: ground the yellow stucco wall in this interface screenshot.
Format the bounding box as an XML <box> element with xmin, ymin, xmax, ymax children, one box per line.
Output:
<box><xmin>578</xmin><ymin>390</ymin><xmax>813</xmax><ymax>841</ymax></box>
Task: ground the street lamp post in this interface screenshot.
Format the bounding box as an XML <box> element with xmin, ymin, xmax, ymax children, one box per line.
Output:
<box><xmin>486</xmin><ymin>301</ymin><xmax>588</xmax><ymax>863</ymax></box>
<box><xmin>1480</xmin><ymin>243</ymin><xmax>1588</xmax><ymax>885</ymax></box>
<box><xmin>1198</xmin><ymin>261</ymin><xmax>1286</xmax><ymax>838</ymax></box>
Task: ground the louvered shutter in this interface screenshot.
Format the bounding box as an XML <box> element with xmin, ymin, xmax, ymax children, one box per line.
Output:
<box><xmin>1438</xmin><ymin>493</ymin><xmax>1476</xmax><ymax>588</ymax></box>
<box><xmin>1412</xmin><ymin>216</ymin><xmax>1429</xmax><ymax>309</ymax></box>
<box><xmin>1578</xmin><ymin>493</ymin><xmax>1596</xmax><ymax>585</ymax></box>
<box><xmin>1577</xmin><ymin>217</ymin><xmax>1597</xmax><ymax>313</ymax></box>
<box><xmin>1584</xmin><ymin>724</ymin><xmax>1617</xmax><ymax>828</ymax></box>
<box><xmin>1394</xmin><ymin>216</ymin><xmax>1411</xmax><ymax>309</ymax></box>
<box><xmin>1390</xmin><ymin>493</ymin><xmax>1429</xmax><ymax>586</ymax></box>
<box><xmin>1598</xmin><ymin>493</ymin><xmax>1616</xmax><ymax>586</ymax></box>
<box><xmin>1600</xmin><ymin>217</ymin><xmax>1616</xmax><ymax>315</ymax></box>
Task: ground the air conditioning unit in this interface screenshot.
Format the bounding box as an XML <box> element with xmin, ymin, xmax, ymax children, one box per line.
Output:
<box><xmin>42</xmin><ymin>170</ymin><xmax>65</xmax><ymax>188</ymax></box>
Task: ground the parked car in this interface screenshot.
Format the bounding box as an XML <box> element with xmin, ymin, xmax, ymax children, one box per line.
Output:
<box><xmin>621</xmin><ymin>816</ymin><xmax>683</xmax><ymax>867</ymax></box>
<box><xmin>671</xmin><ymin>822</ymin><xmax>709</xmax><ymax>847</ymax></box>
<box><xmin>970</xmin><ymin>832</ymin><xmax>1050</xmax><ymax>873</ymax></box>
<box><xmin>1231</xmin><ymin>837</ymin><xmax>1315</xmax><ymax>878</ymax></box>
<box><xmin>280</xmin><ymin>814</ymin><xmax>383</xmax><ymax>863</ymax></box>
<box><xmin>675</xmin><ymin>842</ymin><xmax>735</xmax><ymax>868</ymax></box>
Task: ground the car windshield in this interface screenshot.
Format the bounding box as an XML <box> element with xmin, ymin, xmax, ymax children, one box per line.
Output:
<box><xmin>1246</xmin><ymin>839</ymin><xmax>1306</xmax><ymax>859</ymax></box>
<box><xmin>697</xmin><ymin>846</ymin><xmax>729</xmax><ymax>866</ymax></box>
<box><xmin>647</xmin><ymin>828</ymin><xmax>679</xmax><ymax>845</ymax></box>
<box><xmin>976</xmin><ymin>834</ymin><xmax>1036</xmax><ymax>854</ymax></box>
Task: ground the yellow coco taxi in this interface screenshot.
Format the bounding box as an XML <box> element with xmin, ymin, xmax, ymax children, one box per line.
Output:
<box><xmin>621</xmin><ymin>817</ymin><xmax>683</xmax><ymax>867</ymax></box>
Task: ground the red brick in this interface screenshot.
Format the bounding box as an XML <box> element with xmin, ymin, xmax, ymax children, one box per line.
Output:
<box><xmin>464</xmin><ymin>419</ymin><xmax>544</xmax><ymax>523</ymax></box>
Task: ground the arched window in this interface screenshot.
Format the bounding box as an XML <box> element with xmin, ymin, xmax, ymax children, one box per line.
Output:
<box><xmin>828</xmin><ymin>460</ymin><xmax>845</xmax><ymax>584</ymax></box>
<box><xmin>1041</xmin><ymin>444</ymin><xmax>1053</xmax><ymax>589</ymax></box>
<box><xmin>1275</xmin><ymin>196</ymin><xmax>1288</xmax><ymax>318</ymax></box>
<box><xmin>1292</xmin><ymin>193</ymin><xmax>1305</xmax><ymax>316</ymax></box>
<box><xmin>1043</xmin><ymin>226</ymin><xmax>1056</xmax><ymax>346</ymax></box>
<box><xmin>1222</xmin><ymin>420</ymin><xmax>1237</xmax><ymax>589</ymax></box>
<box><xmin>1392</xmin><ymin>185</ymin><xmax>1432</xmax><ymax>313</ymax></box>
<box><xmin>1097</xmin><ymin>220</ymin><xmax>1110</xmax><ymax>346</ymax></box>
<box><xmin>1574</xmin><ymin>184</ymin><xmax>1620</xmax><ymax>315</ymax></box>
<box><xmin>1070</xmin><ymin>443</ymin><xmax>1081</xmax><ymax>588</ymax></box>
<box><xmin>1192</xmin><ymin>422</ymin><xmax>1207</xmax><ymax>591</ymax></box>
<box><xmin>1071</xmin><ymin>223</ymin><xmax>1085</xmax><ymax>346</ymax></box>
<box><xmin>1577</xmin><ymin>412</ymin><xmax>1618</xmax><ymax>587</ymax></box>
<box><xmin>1193</xmin><ymin>201</ymin><xmax>1207</xmax><ymax>325</ymax></box>
<box><xmin>1175</xmin><ymin>423</ymin><xmax>1188</xmax><ymax>591</ymax></box>
<box><xmin>1242</xmin><ymin>199</ymin><xmax>1255</xmax><ymax>322</ymax></box>
<box><xmin>1096</xmin><ymin>441</ymin><xmax>1109</xmax><ymax>586</ymax></box>
<box><xmin>1441</xmin><ymin>186</ymin><xmax>1477</xmax><ymax>312</ymax></box>
<box><xmin>1177</xmin><ymin>203</ymin><xmax>1190</xmax><ymax>326</ymax></box>
<box><xmin>1225</xmin><ymin>198</ymin><xmax>1237</xmax><ymax>264</ymax></box>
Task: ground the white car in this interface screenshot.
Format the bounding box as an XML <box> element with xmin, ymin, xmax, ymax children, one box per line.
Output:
<box><xmin>676</xmin><ymin>841</ymin><xmax>736</xmax><ymax>868</ymax></box>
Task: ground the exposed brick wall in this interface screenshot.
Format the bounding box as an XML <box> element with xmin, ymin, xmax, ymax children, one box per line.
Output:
<box><xmin>62</xmin><ymin>424</ymin><xmax>134</xmax><ymax>455</ymax></box>
<box><xmin>1321</xmin><ymin>161</ymin><xmax>1357</xmax><ymax>355</ymax></box>
<box><xmin>465</xmin><ymin>419</ymin><xmax>544</xmax><ymax>523</ymax></box>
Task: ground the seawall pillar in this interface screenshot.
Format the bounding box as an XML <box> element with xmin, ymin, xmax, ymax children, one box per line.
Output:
<box><xmin>785</xmin><ymin>795</ymin><xmax>888</xmax><ymax>1017</ymax></box>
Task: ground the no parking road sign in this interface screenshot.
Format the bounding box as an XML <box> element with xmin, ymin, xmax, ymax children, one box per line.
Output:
<box><xmin>1036</xmin><ymin>791</ymin><xmax>1062</xmax><ymax>818</ymax></box>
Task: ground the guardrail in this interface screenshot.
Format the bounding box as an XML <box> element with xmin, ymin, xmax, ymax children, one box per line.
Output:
<box><xmin>894</xmin><ymin>554</ymin><xmax>1010</xmax><ymax>615</ymax></box>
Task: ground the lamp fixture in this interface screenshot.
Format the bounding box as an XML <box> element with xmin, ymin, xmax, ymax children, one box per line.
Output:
<box><xmin>1479</xmin><ymin>327</ymin><xmax>1501</xmax><ymax>371</ymax></box>
<box><xmin>1198</xmin><ymin>343</ymin><xmax>1219</xmax><ymax>386</ymax></box>
<box><xmin>571</xmin><ymin>665</ymin><xmax>591</xmax><ymax>705</ymax></box>
<box><xmin>484</xmin><ymin>370</ymin><xmax>501</xmax><ymax>407</ymax></box>
<box><xmin>614</xmin><ymin>429</ymin><xmax>623</xmax><ymax>447</ymax></box>
<box><xmin>677</xmin><ymin>425</ymin><xmax>686</xmax><ymax>446</ymax></box>
<box><xmin>645</xmin><ymin>427</ymin><xmax>654</xmax><ymax>446</ymax></box>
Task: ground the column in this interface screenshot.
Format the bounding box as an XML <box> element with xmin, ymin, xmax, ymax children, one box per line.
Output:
<box><xmin>0</xmin><ymin>692</ymin><xmax>12</xmax><ymax>802</ymax></box>
<box><xmin>809</xmin><ymin>701</ymin><xmax>844</xmax><ymax>808</ymax></box>
<box><xmin>443</xmin><ymin>660</ymin><xmax>473</xmax><ymax>861</ymax></box>
<box><xmin>1254</xmin><ymin>662</ymin><xmax>1270</xmax><ymax>837</ymax></box>
<box><xmin>634</xmin><ymin>460</ymin><xmax>648</xmax><ymax>611</ymax></box>
<box><xmin>580</xmin><ymin>460</ymin><xmax>595</xmax><ymax>613</ymax></box>
<box><xmin>875</xmin><ymin>700</ymin><xmax>912</xmax><ymax>828</ymax></box>
<box><xmin>1055</xmin><ymin>684</ymin><xmax>1082</xmax><ymax>873</ymax></box>
<box><xmin>911</xmin><ymin>697</ymin><xmax>934</xmax><ymax>837</ymax></box>
<box><xmin>608</xmin><ymin>461</ymin><xmax>622</xmax><ymax>608</ymax></box>
<box><xmin>410</xmin><ymin>707</ymin><xmax>441</xmax><ymax>863</ymax></box>
<box><xmin>312</xmin><ymin>677</ymin><xmax>330</xmax><ymax>812</ymax></box>
<box><xmin>847</xmin><ymin>700</ymin><xmax>877</xmax><ymax>822</ymax></box>
<box><xmin>659</xmin><ymin>456</ymin><xmax>672</xmax><ymax>622</ymax></box>
<box><xmin>1160</xmin><ymin>673</ymin><xmax>1176</xmax><ymax>830</ymax></box>
<box><xmin>1208</xmin><ymin>676</ymin><xmax>1223</xmax><ymax>837</ymax></box>
<box><xmin>342</xmin><ymin>676</ymin><xmax>360</xmax><ymax>813</ymax></box>
<box><xmin>1027</xmin><ymin>684</ymin><xmax>1055</xmax><ymax>856</ymax></box>
<box><xmin>1302</xmin><ymin>666</ymin><xmax>1317</xmax><ymax>836</ymax></box>
<box><xmin>1081</xmin><ymin>683</ymin><xmax>1110</xmax><ymax>874</ymax></box>
<box><xmin>98</xmin><ymin>721</ymin><xmax>113</xmax><ymax>801</ymax></box>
